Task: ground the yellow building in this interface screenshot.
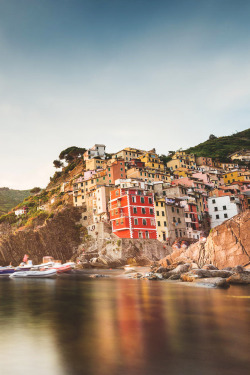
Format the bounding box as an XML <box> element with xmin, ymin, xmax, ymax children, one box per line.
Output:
<box><xmin>173</xmin><ymin>168</ymin><xmax>192</xmax><ymax>179</ymax></box>
<box><xmin>154</xmin><ymin>198</ymin><xmax>186</xmax><ymax>243</ymax></box>
<box><xmin>223</xmin><ymin>170</ymin><xmax>250</xmax><ymax>184</ymax></box>
<box><xmin>126</xmin><ymin>167</ymin><xmax>171</xmax><ymax>184</ymax></box>
<box><xmin>72</xmin><ymin>171</ymin><xmax>109</xmax><ymax>207</ymax></box>
<box><xmin>167</xmin><ymin>151</ymin><xmax>196</xmax><ymax>171</ymax></box>
<box><xmin>112</xmin><ymin>147</ymin><xmax>144</xmax><ymax>163</ymax></box>
<box><xmin>85</xmin><ymin>158</ymin><xmax>106</xmax><ymax>171</ymax></box>
<box><xmin>229</xmin><ymin>150</ymin><xmax>250</xmax><ymax>162</ymax></box>
<box><xmin>139</xmin><ymin>151</ymin><xmax>165</xmax><ymax>171</ymax></box>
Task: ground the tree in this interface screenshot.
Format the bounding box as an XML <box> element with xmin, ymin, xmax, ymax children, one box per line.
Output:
<box><xmin>59</xmin><ymin>146</ymin><xmax>86</xmax><ymax>163</ymax></box>
<box><xmin>30</xmin><ymin>187</ymin><xmax>41</xmax><ymax>194</ymax></box>
<box><xmin>53</xmin><ymin>159</ymin><xmax>63</xmax><ymax>168</ymax></box>
<box><xmin>209</xmin><ymin>134</ymin><xmax>217</xmax><ymax>140</ymax></box>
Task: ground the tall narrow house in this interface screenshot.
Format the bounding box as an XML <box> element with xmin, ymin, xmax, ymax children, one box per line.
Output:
<box><xmin>109</xmin><ymin>188</ymin><xmax>157</xmax><ymax>239</ymax></box>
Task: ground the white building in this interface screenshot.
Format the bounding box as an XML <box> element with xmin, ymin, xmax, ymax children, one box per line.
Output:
<box><xmin>208</xmin><ymin>196</ymin><xmax>242</xmax><ymax>228</ymax></box>
<box><xmin>15</xmin><ymin>207</ymin><xmax>28</xmax><ymax>216</ymax></box>
<box><xmin>84</xmin><ymin>144</ymin><xmax>106</xmax><ymax>161</ymax></box>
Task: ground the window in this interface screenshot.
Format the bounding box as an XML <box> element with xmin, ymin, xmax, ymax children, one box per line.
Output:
<box><xmin>134</xmin><ymin>218</ymin><xmax>138</xmax><ymax>225</ymax></box>
<box><xmin>141</xmin><ymin>197</ymin><xmax>145</xmax><ymax>203</ymax></box>
<box><xmin>214</xmin><ymin>207</ymin><xmax>218</xmax><ymax>211</ymax></box>
<box><xmin>164</xmin><ymin>221</ymin><xmax>167</xmax><ymax>227</ymax></box>
<box><xmin>75</xmin><ymin>197</ymin><xmax>77</xmax><ymax>202</ymax></box>
<box><xmin>157</xmin><ymin>221</ymin><xmax>161</xmax><ymax>226</ymax></box>
<box><xmin>178</xmin><ymin>218</ymin><xmax>181</xmax><ymax>223</ymax></box>
<box><xmin>156</xmin><ymin>211</ymin><xmax>159</xmax><ymax>216</ymax></box>
<box><xmin>142</xmin><ymin>207</ymin><xmax>146</xmax><ymax>214</ymax></box>
<box><xmin>132</xmin><ymin>196</ymin><xmax>136</xmax><ymax>203</ymax></box>
<box><xmin>145</xmin><ymin>231</ymin><xmax>149</xmax><ymax>239</ymax></box>
<box><xmin>175</xmin><ymin>229</ymin><xmax>178</xmax><ymax>236</ymax></box>
<box><xmin>121</xmin><ymin>218</ymin><xmax>124</xmax><ymax>224</ymax></box>
<box><xmin>150</xmin><ymin>208</ymin><xmax>154</xmax><ymax>215</ymax></box>
<box><xmin>148</xmin><ymin>197</ymin><xmax>152</xmax><ymax>204</ymax></box>
<box><xmin>139</xmin><ymin>232</ymin><xmax>143</xmax><ymax>238</ymax></box>
<box><xmin>224</xmin><ymin>213</ymin><xmax>228</xmax><ymax>218</ymax></box>
<box><xmin>173</xmin><ymin>217</ymin><xmax>176</xmax><ymax>222</ymax></box>
<box><xmin>108</xmin><ymin>174</ymin><xmax>111</xmax><ymax>177</ymax></box>
<box><xmin>161</xmin><ymin>202</ymin><xmax>164</xmax><ymax>207</ymax></box>
<box><xmin>212</xmin><ymin>199</ymin><xmax>216</xmax><ymax>204</ymax></box>
<box><xmin>116</xmin><ymin>220</ymin><xmax>119</xmax><ymax>225</ymax></box>
<box><xmin>161</xmin><ymin>211</ymin><xmax>165</xmax><ymax>216</ymax></box>
<box><xmin>171</xmin><ymin>207</ymin><xmax>174</xmax><ymax>213</ymax></box>
<box><xmin>133</xmin><ymin>207</ymin><xmax>137</xmax><ymax>214</ymax></box>
<box><xmin>177</xmin><ymin>208</ymin><xmax>179</xmax><ymax>213</ymax></box>
<box><xmin>143</xmin><ymin>219</ymin><xmax>147</xmax><ymax>225</ymax></box>
<box><xmin>216</xmin><ymin>214</ymin><xmax>219</xmax><ymax>219</ymax></box>
<box><xmin>156</xmin><ymin>202</ymin><xmax>158</xmax><ymax>206</ymax></box>
<box><xmin>116</xmin><ymin>190</ymin><xmax>119</xmax><ymax>196</ymax></box>
<box><xmin>223</xmin><ymin>206</ymin><xmax>227</xmax><ymax>210</ymax></box>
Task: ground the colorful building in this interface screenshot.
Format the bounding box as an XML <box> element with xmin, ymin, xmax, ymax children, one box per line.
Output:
<box><xmin>109</xmin><ymin>188</ymin><xmax>157</xmax><ymax>239</ymax></box>
<box><xmin>106</xmin><ymin>159</ymin><xmax>126</xmax><ymax>184</ymax></box>
<box><xmin>139</xmin><ymin>150</ymin><xmax>165</xmax><ymax>171</ymax></box>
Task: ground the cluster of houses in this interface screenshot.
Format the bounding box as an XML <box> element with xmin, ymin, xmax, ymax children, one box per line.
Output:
<box><xmin>17</xmin><ymin>144</ymin><xmax>250</xmax><ymax>245</ymax></box>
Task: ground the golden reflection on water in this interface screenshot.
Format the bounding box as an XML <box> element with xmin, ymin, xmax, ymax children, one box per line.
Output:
<box><xmin>0</xmin><ymin>278</ymin><xmax>249</xmax><ymax>375</ymax></box>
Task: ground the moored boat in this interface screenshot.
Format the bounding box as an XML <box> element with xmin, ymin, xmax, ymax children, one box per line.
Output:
<box><xmin>9</xmin><ymin>269</ymin><xmax>57</xmax><ymax>279</ymax></box>
<box><xmin>0</xmin><ymin>267</ymin><xmax>16</xmax><ymax>277</ymax></box>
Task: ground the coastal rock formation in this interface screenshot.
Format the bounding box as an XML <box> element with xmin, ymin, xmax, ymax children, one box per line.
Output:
<box><xmin>0</xmin><ymin>207</ymin><xmax>82</xmax><ymax>266</ymax></box>
<box><xmin>160</xmin><ymin>210</ymin><xmax>250</xmax><ymax>269</ymax></box>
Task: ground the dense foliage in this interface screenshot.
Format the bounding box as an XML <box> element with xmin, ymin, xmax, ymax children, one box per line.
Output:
<box><xmin>0</xmin><ymin>188</ymin><xmax>31</xmax><ymax>214</ymax></box>
<box><xmin>185</xmin><ymin>128</ymin><xmax>250</xmax><ymax>161</ymax></box>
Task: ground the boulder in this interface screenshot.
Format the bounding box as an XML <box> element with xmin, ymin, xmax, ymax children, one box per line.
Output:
<box><xmin>168</xmin><ymin>273</ymin><xmax>181</xmax><ymax>280</ymax></box>
<box><xmin>227</xmin><ymin>271</ymin><xmax>250</xmax><ymax>284</ymax></box>
<box><xmin>202</xmin><ymin>264</ymin><xmax>218</xmax><ymax>270</ymax></box>
<box><xmin>170</xmin><ymin>263</ymin><xmax>191</xmax><ymax>274</ymax></box>
<box><xmin>181</xmin><ymin>273</ymin><xmax>199</xmax><ymax>282</ymax></box>
<box><xmin>194</xmin><ymin>277</ymin><xmax>229</xmax><ymax>288</ymax></box>
<box><xmin>231</xmin><ymin>265</ymin><xmax>245</xmax><ymax>273</ymax></box>
<box><xmin>192</xmin><ymin>269</ymin><xmax>212</xmax><ymax>278</ymax></box>
<box><xmin>209</xmin><ymin>270</ymin><xmax>233</xmax><ymax>278</ymax></box>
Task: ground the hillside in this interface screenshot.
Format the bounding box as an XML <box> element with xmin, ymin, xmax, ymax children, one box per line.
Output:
<box><xmin>0</xmin><ymin>188</ymin><xmax>31</xmax><ymax>214</ymax></box>
<box><xmin>185</xmin><ymin>128</ymin><xmax>250</xmax><ymax>161</ymax></box>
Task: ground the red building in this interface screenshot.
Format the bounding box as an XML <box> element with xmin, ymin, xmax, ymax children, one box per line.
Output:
<box><xmin>109</xmin><ymin>188</ymin><xmax>157</xmax><ymax>239</ymax></box>
<box><xmin>107</xmin><ymin>159</ymin><xmax>126</xmax><ymax>184</ymax></box>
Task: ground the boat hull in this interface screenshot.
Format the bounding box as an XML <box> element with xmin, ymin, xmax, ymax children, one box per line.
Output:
<box><xmin>10</xmin><ymin>270</ymin><xmax>57</xmax><ymax>279</ymax></box>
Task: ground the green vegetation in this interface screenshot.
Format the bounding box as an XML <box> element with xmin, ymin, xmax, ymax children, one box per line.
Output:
<box><xmin>185</xmin><ymin>128</ymin><xmax>250</xmax><ymax>161</ymax></box>
<box><xmin>0</xmin><ymin>188</ymin><xmax>31</xmax><ymax>214</ymax></box>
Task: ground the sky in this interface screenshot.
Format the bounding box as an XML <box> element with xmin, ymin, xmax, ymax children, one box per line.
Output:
<box><xmin>0</xmin><ymin>0</ymin><xmax>250</xmax><ymax>189</ymax></box>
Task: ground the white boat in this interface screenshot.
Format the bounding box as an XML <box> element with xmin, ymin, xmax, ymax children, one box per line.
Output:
<box><xmin>9</xmin><ymin>269</ymin><xmax>57</xmax><ymax>279</ymax></box>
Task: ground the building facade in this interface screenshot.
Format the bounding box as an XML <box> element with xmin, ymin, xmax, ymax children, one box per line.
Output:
<box><xmin>208</xmin><ymin>195</ymin><xmax>242</xmax><ymax>228</ymax></box>
<box><xmin>109</xmin><ymin>188</ymin><xmax>157</xmax><ymax>239</ymax></box>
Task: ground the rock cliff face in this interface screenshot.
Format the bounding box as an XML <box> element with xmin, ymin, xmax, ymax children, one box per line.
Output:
<box><xmin>161</xmin><ymin>210</ymin><xmax>250</xmax><ymax>269</ymax></box>
<box><xmin>0</xmin><ymin>207</ymin><xmax>82</xmax><ymax>266</ymax></box>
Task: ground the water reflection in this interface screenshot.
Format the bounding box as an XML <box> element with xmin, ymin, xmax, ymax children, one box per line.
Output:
<box><xmin>0</xmin><ymin>278</ymin><xmax>249</xmax><ymax>375</ymax></box>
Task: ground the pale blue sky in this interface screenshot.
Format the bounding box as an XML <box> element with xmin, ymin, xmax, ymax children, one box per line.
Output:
<box><xmin>0</xmin><ymin>0</ymin><xmax>250</xmax><ymax>188</ymax></box>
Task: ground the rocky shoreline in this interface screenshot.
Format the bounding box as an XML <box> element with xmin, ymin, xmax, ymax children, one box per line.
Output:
<box><xmin>70</xmin><ymin>261</ymin><xmax>250</xmax><ymax>289</ymax></box>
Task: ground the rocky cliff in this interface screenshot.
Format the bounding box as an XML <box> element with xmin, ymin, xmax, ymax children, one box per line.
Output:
<box><xmin>161</xmin><ymin>210</ymin><xmax>250</xmax><ymax>269</ymax></box>
<box><xmin>0</xmin><ymin>207</ymin><xmax>82</xmax><ymax>266</ymax></box>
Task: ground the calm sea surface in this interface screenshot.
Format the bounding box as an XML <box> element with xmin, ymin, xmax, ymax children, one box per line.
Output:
<box><xmin>0</xmin><ymin>274</ymin><xmax>249</xmax><ymax>375</ymax></box>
